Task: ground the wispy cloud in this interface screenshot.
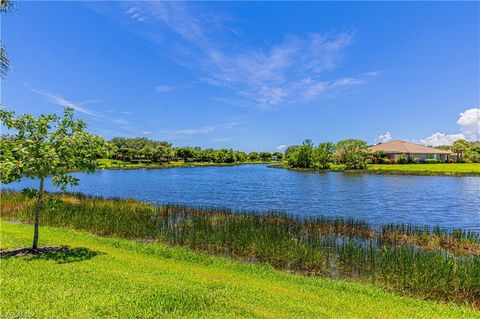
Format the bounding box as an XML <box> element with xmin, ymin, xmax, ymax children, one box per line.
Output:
<box><xmin>28</xmin><ymin>86</ymin><xmax>102</xmax><ymax>118</ymax></box>
<box><xmin>155</xmin><ymin>84</ymin><xmax>186</xmax><ymax>93</ymax></box>
<box><xmin>118</xmin><ymin>2</ymin><xmax>376</xmax><ymax>108</ymax></box>
<box><xmin>105</xmin><ymin>109</ymin><xmax>135</xmax><ymax>115</ymax></box>
<box><xmin>275</xmin><ymin>145</ymin><xmax>287</xmax><ymax>151</ymax></box>
<box><xmin>28</xmin><ymin>85</ymin><xmax>134</xmax><ymax>127</ymax></box>
<box><xmin>157</xmin><ymin>121</ymin><xmax>240</xmax><ymax>139</ymax></box>
<box><xmin>158</xmin><ymin>126</ymin><xmax>216</xmax><ymax>138</ymax></box>
<box><xmin>212</xmin><ymin>137</ymin><xmax>232</xmax><ymax>142</ymax></box>
<box><xmin>111</xmin><ymin>118</ymin><xmax>129</xmax><ymax>125</ymax></box>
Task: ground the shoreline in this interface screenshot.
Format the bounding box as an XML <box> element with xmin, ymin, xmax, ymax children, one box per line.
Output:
<box><xmin>269</xmin><ymin>163</ymin><xmax>480</xmax><ymax>177</ymax></box>
<box><xmin>97</xmin><ymin>161</ymin><xmax>277</xmax><ymax>170</ymax></box>
<box><xmin>2</xmin><ymin>191</ymin><xmax>479</xmax><ymax>310</ymax></box>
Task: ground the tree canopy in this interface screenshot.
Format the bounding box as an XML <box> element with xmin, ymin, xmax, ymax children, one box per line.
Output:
<box><xmin>0</xmin><ymin>107</ymin><xmax>107</xmax><ymax>249</ymax></box>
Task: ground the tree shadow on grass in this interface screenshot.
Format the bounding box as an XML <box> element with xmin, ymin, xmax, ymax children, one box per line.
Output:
<box><xmin>0</xmin><ymin>246</ymin><xmax>102</xmax><ymax>264</ymax></box>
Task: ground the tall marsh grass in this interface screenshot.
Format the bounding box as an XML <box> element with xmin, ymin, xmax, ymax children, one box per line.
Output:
<box><xmin>1</xmin><ymin>190</ymin><xmax>479</xmax><ymax>308</ymax></box>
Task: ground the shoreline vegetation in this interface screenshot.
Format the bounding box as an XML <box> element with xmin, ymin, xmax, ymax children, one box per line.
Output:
<box><xmin>271</xmin><ymin>162</ymin><xmax>480</xmax><ymax>177</ymax></box>
<box><xmin>97</xmin><ymin>158</ymin><xmax>276</xmax><ymax>170</ymax></box>
<box><xmin>2</xmin><ymin>222</ymin><xmax>476</xmax><ymax>319</ymax></box>
<box><xmin>1</xmin><ymin>190</ymin><xmax>479</xmax><ymax>310</ymax></box>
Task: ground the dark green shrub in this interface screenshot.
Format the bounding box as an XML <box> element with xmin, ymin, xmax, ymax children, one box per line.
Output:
<box><xmin>424</xmin><ymin>159</ymin><xmax>438</xmax><ymax>164</ymax></box>
<box><xmin>396</xmin><ymin>154</ymin><xmax>408</xmax><ymax>164</ymax></box>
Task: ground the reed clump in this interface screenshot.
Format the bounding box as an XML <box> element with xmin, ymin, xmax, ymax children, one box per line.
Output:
<box><xmin>381</xmin><ymin>223</ymin><xmax>480</xmax><ymax>255</ymax></box>
<box><xmin>1</xmin><ymin>190</ymin><xmax>478</xmax><ymax>309</ymax></box>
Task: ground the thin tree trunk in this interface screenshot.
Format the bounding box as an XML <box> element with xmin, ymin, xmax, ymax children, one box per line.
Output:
<box><xmin>32</xmin><ymin>177</ymin><xmax>44</xmax><ymax>250</ymax></box>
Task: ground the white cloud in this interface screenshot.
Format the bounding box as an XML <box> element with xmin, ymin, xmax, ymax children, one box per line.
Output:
<box><xmin>457</xmin><ymin>108</ymin><xmax>480</xmax><ymax>141</ymax></box>
<box><xmin>420</xmin><ymin>132</ymin><xmax>466</xmax><ymax>147</ymax></box>
<box><xmin>420</xmin><ymin>107</ymin><xmax>480</xmax><ymax>146</ymax></box>
<box><xmin>375</xmin><ymin>132</ymin><xmax>392</xmax><ymax>144</ymax></box>
<box><xmin>275</xmin><ymin>145</ymin><xmax>287</xmax><ymax>151</ymax></box>
<box><xmin>119</xmin><ymin>2</ymin><xmax>377</xmax><ymax>108</ymax></box>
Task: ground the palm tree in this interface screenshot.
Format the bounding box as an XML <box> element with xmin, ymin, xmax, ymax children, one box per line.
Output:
<box><xmin>0</xmin><ymin>45</ymin><xmax>9</xmax><ymax>79</ymax></box>
<box><xmin>0</xmin><ymin>0</ymin><xmax>14</xmax><ymax>79</ymax></box>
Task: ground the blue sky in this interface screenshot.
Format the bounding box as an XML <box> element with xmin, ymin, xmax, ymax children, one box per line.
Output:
<box><xmin>2</xmin><ymin>1</ymin><xmax>479</xmax><ymax>152</ymax></box>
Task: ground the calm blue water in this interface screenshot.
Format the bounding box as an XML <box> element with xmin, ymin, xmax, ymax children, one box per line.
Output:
<box><xmin>4</xmin><ymin>165</ymin><xmax>480</xmax><ymax>229</ymax></box>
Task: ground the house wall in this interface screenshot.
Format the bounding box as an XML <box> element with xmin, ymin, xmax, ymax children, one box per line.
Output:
<box><xmin>411</xmin><ymin>154</ymin><xmax>449</xmax><ymax>162</ymax></box>
<box><xmin>386</xmin><ymin>153</ymin><xmax>448</xmax><ymax>163</ymax></box>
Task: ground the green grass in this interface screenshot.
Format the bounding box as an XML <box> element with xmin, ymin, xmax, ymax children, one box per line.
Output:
<box><xmin>2</xmin><ymin>191</ymin><xmax>479</xmax><ymax>308</ymax></box>
<box><xmin>276</xmin><ymin>162</ymin><xmax>480</xmax><ymax>176</ymax></box>
<box><xmin>96</xmin><ymin>158</ymin><xmax>275</xmax><ymax>170</ymax></box>
<box><xmin>367</xmin><ymin>163</ymin><xmax>480</xmax><ymax>176</ymax></box>
<box><xmin>1</xmin><ymin>222</ymin><xmax>478</xmax><ymax>319</ymax></box>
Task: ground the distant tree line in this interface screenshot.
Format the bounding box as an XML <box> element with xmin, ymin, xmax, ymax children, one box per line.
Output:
<box><xmin>107</xmin><ymin>137</ymin><xmax>283</xmax><ymax>164</ymax></box>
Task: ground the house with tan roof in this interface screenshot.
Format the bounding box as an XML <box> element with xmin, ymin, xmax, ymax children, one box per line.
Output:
<box><xmin>370</xmin><ymin>140</ymin><xmax>453</xmax><ymax>163</ymax></box>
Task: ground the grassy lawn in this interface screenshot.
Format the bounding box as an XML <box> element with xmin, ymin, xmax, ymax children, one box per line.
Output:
<box><xmin>367</xmin><ymin>163</ymin><xmax>480</xmax><ymax>176</ymax></box>
<box><xmin>1</xmin><ymin>222</ymin><xmax>477</xmax><ymax>319</ymax></box>
<box><xmin>96</xmin><ymin>159</ymin><xmax>273</xmax><ymax>170</ymax></box>
<box><xmin>278</xmin><ymin>163</ymin><xmax>480</xmax><ymax>176</ymax></box>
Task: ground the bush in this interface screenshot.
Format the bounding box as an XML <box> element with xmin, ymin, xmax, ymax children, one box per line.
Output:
<box><xmin>382</xmin><ymin>157</ymin><xmax>392</xmax><ymax>164</ymax></box>
<box><xmin>396</xmin><ymin>154</ymin><xmax>409</xmax><ymax>164</ymax></box>
<box><xmin>424</xmin><ymin>159</ymin><xmax>438</xmax><ymax>164</ymax></box>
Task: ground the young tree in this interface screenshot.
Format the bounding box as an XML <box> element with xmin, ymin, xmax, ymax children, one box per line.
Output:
<box><xmin>315</xmin><ymin>142</ymin><xmax>334</xmax><ymax>169</ymax></box>
<box><xmin>0</xmin><ymin>108</ymin><xmax>106</xmax><ymax>250</ymax></box>
<box><xmin>451</xmin><ymin>139</ymin><xmax>471</xmax><ymax>163</ymax></box>
<box><xmin>336</xmin><ymin>139</ymin><xmax>369</xmax><ymax>169</ymax></box>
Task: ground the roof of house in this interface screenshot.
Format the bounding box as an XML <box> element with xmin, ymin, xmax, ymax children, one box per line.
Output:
<box><xmin>370</xmin><ymin>140</ymin><xmax>452</xmax><ymax>155</ymax></box>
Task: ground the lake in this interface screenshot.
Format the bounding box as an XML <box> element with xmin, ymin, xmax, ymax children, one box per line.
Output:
<box><xmin>4</xmin><ymin>165</ymin><xmax>480</xmax><ymax>230</ymax></box>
